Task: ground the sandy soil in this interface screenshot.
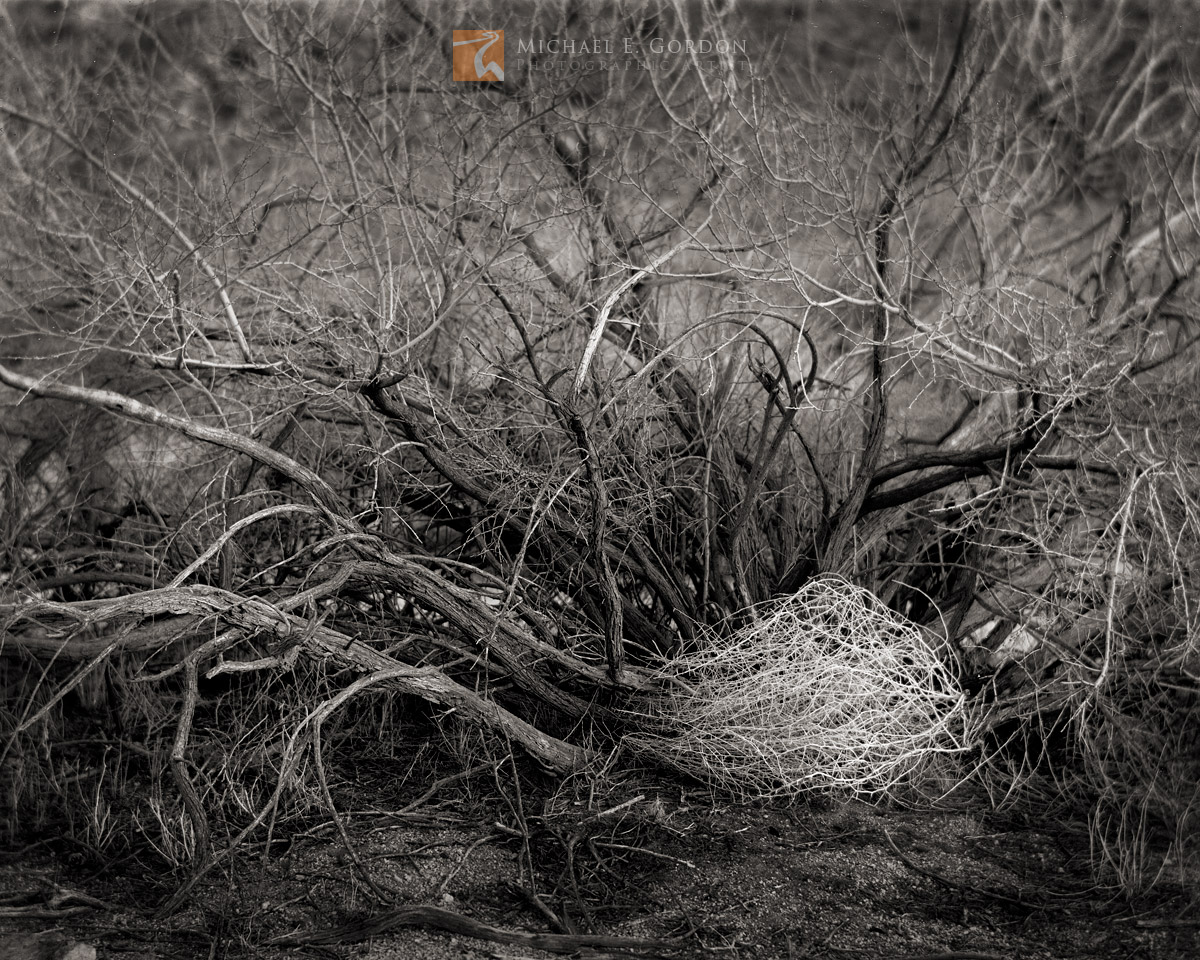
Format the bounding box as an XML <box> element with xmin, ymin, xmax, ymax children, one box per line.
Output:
<box><xmin>2</xmin><ymin>763</ymin><xmax>1196</xmax><ymax>960</ymax></box>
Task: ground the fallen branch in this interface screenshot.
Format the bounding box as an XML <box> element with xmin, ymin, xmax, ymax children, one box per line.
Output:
<box><xmin>0</xmin><ymin>363</ymin><xmax>348</xmax><ymax>522</ymax></box>
<box><xmin>1</xmin><ymin>585</ymin><xmax>587</xmax><ymax>774</ymax></box>
<box><xmin>0</xmin><ymin>884</ymin><xmax>118</xmax><ymax>919</ymax></box>
<box><xmin>1132</xmin><ymin>918</ymin><xmax>1200</xmax><ymax>929</ymax></box>
<box><xmin>272</xmin><ymin>903</ymin><xmax>677</xmax><ymax>955</ymax></box>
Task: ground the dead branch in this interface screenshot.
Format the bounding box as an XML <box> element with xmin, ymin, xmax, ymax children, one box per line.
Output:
<box><xmin>1</xmin><ymin>585</ymin><xmax>587</xmax><ymax>773</ymax></box>
<box><xmin>273</xmin><ymin>902</ymin><xmax>677</xmax><ymax>955</ymax></box>
<box><xmin>0</xmin><ymin>362</ymin><xmax>349</xmax><ymax>523</ymax></box>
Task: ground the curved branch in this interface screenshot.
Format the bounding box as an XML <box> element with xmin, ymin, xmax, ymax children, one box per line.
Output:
<box><xmin>0</xmin><ymin>363</ymin><xmax>351</xmax><ymax>524</ymax></box>
<box><xmin>571</xmin><ymin>234</ymin><xmax>699</xmax><ymax>404</ymax></box>
<box><xmin>1</xmin><ymin>586</ymin><xmax>587</xmax><ymax>774</ymax></box>
<box><xmin>859</xmin><ymin>455</ymin><xmax>1122</xmax><ymax>516</ymax></box>
<box><xmin>168</xmin><ymin>504</ymin><xmax>321</xmax><ymax>588</ymax></box>
<box><xmin>868</xmin><ymin>439</ymin><xmax>1040</xmax><ymax>490</ymax></box>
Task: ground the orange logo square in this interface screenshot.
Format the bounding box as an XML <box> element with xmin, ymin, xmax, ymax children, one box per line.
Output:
<box><xmin>453</xmin><ymin>30</ymin><xmax>504</xmax><ymax>81</ymax></box>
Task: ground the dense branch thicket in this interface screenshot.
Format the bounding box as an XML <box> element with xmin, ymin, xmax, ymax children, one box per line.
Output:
<box><xmin>2</xmin><ymin>0</ymin><xmax>1198</xmax><ymax>893</ymax></box>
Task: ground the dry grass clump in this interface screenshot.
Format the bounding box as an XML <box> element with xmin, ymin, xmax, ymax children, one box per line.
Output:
<box><xmin>628</xmin><ymin>577</ymin><xmax>967</xmax><ymax>801</ymax></box>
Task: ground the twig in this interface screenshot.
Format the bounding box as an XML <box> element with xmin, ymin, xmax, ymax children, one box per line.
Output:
<box><xmin>1133</xmin><ymin>918</ymin><xmax>1200</xmax><ymax>928</ymax></box>
<box><xmin>271</xmin><ymin>903</ymin><xmax>677</xmax><ymax>955</ymax></box>
<box><xmin>591</xmin><ymin>841</ymin><xmax>696</xmax><ymax>870</ymax></box>
<box><xmin>0</xmin><ymin>884</ymin><xmax>119</xmax><ymax>919</ymax></box>
<box><xmin>170</xmin><ymin>660</ymin><xmax>211</xmax><ymax>865</ymax></box>
<box><xmin>882</xmin><ymin>829</ymin><xmax>1045</xmax><ymax>912</ymax></box>
<box><xmin>566</xmin><ymin>409</ymin><xmax>624</xmax><ymax>680</ymax></box>
<box><xmin>570</xmin><ymin>232</ymin><xmax>704</xmax><ymax>404</ymax></box>
<box><xmin>592</xmin><ymin>795</ymin><xmax>645</xmax><ymax>820</ymax></box>
<box><xmin>828</xmin><ymin>951</ymin><xmax>1004</xmax><ymax>960</ymax></box>
<box><xmin>433</xmin><ymin>833</ymin><xmax>494</xmax><ymax>898</ymax></box>
<box><xmin>1095</xmin><ymin>487</ymin><xmax>1134</xmax><ymax>698</ymax></box>
<box><xmin>496</xmin><ymin>747</ymin><xmax>571</xmax><ymax>933</ymax></box>
<box><xmin>885</xmin><ymin>954</ymin><xmax>1006</xmax><ymax>960</ymax></box>
<box><xmin>397</xmin><ymin>761</ymin><xmax>499</xmax><ymax>815</ymax></box>
<box><xmin>0</xmin><ymin>906</ymin><xmax>95</xmax><ymax>919</ymax></box>
<box><xmin>826</xmin><ymin>945</ymin><xmax>1005</xmax><ymax>959</ymax></box>
<box><xmin>169</xmin><ymin>503</ymin><xmax>321</xmax><ymax>588</ymax></box>
<box><xmin>507</xmin><ymin>881</ymin><xmax>569</xmax><ymax>935</ymax></box>
<box><xmin>311</xmin><ymin>718</ymin><xmax>391</xmax><ymax>902</ymax></box>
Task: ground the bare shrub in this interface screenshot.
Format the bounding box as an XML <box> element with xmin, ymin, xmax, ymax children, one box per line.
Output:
<box><xmin>0</xmin><ymin>0</ymin><xmax>1197</xmax><ymax>896</ymax></box>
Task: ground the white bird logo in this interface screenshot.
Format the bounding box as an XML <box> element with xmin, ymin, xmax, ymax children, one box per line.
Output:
<box><xmin>453</xmin><ymin>31</ymin><xmax>504</xmax><ymax>81</ymax></box>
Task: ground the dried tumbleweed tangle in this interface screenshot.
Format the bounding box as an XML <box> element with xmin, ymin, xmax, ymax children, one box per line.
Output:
<box><xmin>628</xmin><ymin>577</ymin><xmax>967</xmax><ymax>800</ymax></box>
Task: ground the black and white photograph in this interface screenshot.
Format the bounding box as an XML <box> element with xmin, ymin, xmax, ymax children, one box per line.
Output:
<box><xmin>1</xmin><ymin>1</ymin><xmax>1197</xmax><ymax>957</ymax></box>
